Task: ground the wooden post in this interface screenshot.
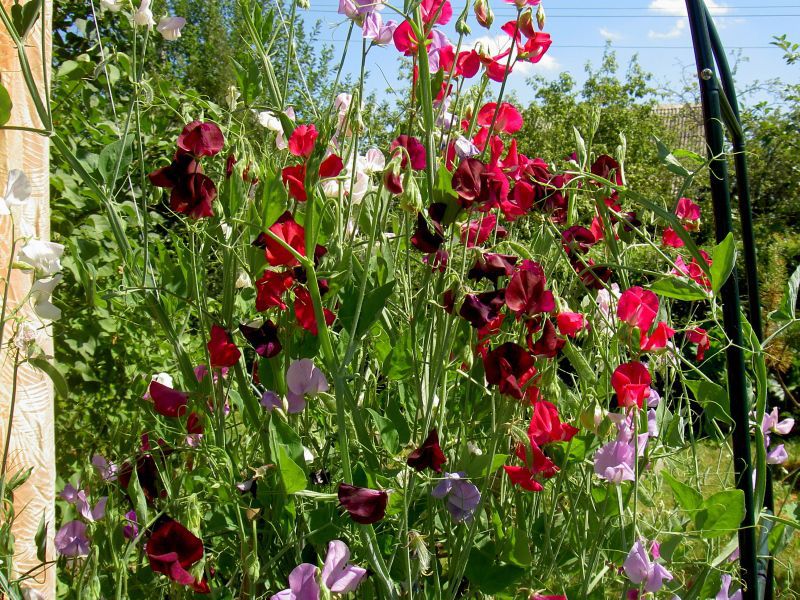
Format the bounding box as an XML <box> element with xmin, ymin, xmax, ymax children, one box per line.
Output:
<box><xmin>0</xmin><ymin>1</ymin><xmax>54</xmax><ymax>597</ymax></box>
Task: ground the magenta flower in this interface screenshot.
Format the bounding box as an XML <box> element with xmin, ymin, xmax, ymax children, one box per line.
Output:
<box><xmin>55</xmin><ymin>520</ymin><xmax>90</xmax><ymax>557</ymax></box>
<box><xmin>286</xmin><ymin>359</ymin><xmax>329</xmax><ymax>414</ymax></box>
<box><xmin>431</xmin><ymin>472</ymin><xmax>481</xmax><ymax>522</ymax></box>
<box><xmin>148</xmin><ymin>380</ymin><xmax>189</xmax><ymax>418</ymax></box>
<box><xmin>623</xmin><ymin>540</ymin><xmax>673</xmax><ymax>593</ymax></box>
<box><xmin>123</xmin><ymin>510</ymin><xmax>139</xmax><ymax>540</ymax></box>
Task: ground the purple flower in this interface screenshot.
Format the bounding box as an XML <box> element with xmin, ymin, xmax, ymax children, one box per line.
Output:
<box><xmin>761</xmin><ymin>407</ymin><xmax>794</xmax><ymax>436</ymax></box>
<box><xmin>431</xmin><ymin>472</ymin><xmax>481</xmax><ymax>522</ymax></box>
<box><xmin>593</xmin><ymin>441</ymin><xmax>636</xmax><ymax>484</ymax></box>
<box><xmin>272</xmin><ymin>563</ymin><xmax>319</xmax><ymax>600</ymax></box>
<box><xmin>321</xmin><ymin>540</ymin><xmax>368</xmax><ymax>593</ymax></box>
<box><xmin>123</xmin><ymin>510</ymin><xmax>139</xmax><ymax>540</ymax></box>
<box><xmin>55</xmin><ymin>520</ymin><xmax>90</xmax><ymax>557</ymax></box>
<box><xmin>286</xmin><ymin>359</ymin><xmax>329</xmax><ymax>414</ymax></box>
<box><xmin>59</xmin><ymin>483</ymin><xmax>79</xmax><ymax>503</ymax></box>
<box><xmin>76</xmin><ymin>491</ymin><xmax>107</xmax><ymax>522</ymax></box>
<box><xmin>716</xmin><ymin>573</ymin><xmax>743</xmax><ymax>600</ymax></box>
<box><xmin>260</xmin><ymin>390</ymin><xmax>282</xmax><ymax>411</ymax></box>
<box><xmin>91</xmin><ymin>454</ymin><xmax>118</xmax><ymax>481</ymax></box>
<box><xmin>766</xmin><ymin>444</ymin><xmax>788</xmax><ymax>465</ymax></box>
<box><xmin>647</xmin><ymin>409</ymin><xmax>659</xmax><ymax>438</ymax></box>
<box><xmin>362</xmin><ymin>11</ymin><xmax>397</xmax><ymax>45</ymax></box>
<box><xmin>623</xmin><ymin>539</ymin><xmax>673</xmax><ymax>593</ymax></box>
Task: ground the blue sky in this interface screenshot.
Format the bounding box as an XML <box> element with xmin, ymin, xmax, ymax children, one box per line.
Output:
<box><xmin>298</xmin><ymin>1</ymin><xmax>799</xmax><ymax>107</ymax></box>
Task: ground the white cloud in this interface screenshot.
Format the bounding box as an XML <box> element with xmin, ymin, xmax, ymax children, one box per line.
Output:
<box><xmin>599</xmin><ymin>28</ymin><xmax>622</xmax><ymax>42</ymax></box>
<box><xmin>648</xmin><ymin>18</ymin><xmax>686</xmax><ymax>39</ymax></box>
<box><xmin>464</xmin><ymin>34</ymin><xmax>559</xmax><ymax>75</ymax></box>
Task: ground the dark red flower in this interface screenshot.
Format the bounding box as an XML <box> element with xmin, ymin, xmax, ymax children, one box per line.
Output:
<box><xmin>483</xmin><ymin>342</ymin><xmax>537</xmax><ymax>400</ymax></box>
<box><xmin>256</xmin><ymin>211</ymin><xmax>307</xmax><ymax>268</ymax></box>
<box><xmin>146</xmin><ymin>518</ymin><xmax>205</xmax><ymax>587</ymax></box>
<box><xmin>391</xmin><ymin>135</ymin><xmax>427</xmax><ymax>170</ymax></box>
<box><xmin>225</xmin><ymin>154</ymin><xmax>237</xmax><ymax>179</ymax></box>
<box><xmin>337</xmin><ymin>483</ymin><xmax>388</xmax><ymax>524</ymax></box>
<box><xmin>177</xmin><ymin>121</ymin><xmax>224</xmax><ymax>157</ymax></box>
<box><xmin>477</xmin><ymin>167</ymin><xmax>510</xmax><ymax>210</ymax></box>
<box><xmin>319</xmin><ymin>154</ymin><xmax>344</xmax><ymax>178</ymax></box>
<box><xmin>186</xmin><ymin>412</ymin><xmax>203</xmax><ymax>436</ymax></box>
<box><xmin>294</xmin><ymin>286</ymin><xmax>335</xmax><ymax>336</ymax></box>
<box><xmin>467</xmin><ymin>253</ymin><xmax>518</xmax><ymax>285</ymax></box>
<box><xmin>528</xmin><ymin>318</ymin><xmax>565</xmax><ymax>358</ymax></box>
<box><xmin>238</xmin><ymin>320</ymin><xmax>282</xmax><ymax>358</ymax></box>
<box><xmin>562</xmin><ymin>226</ymin><xmax>596</xmax><ymax>257</ymax></box>
<box><xmin>686</xmin><ymin>327</ymin><xmax>710</xmax><ymax>361</ymax></box>
<box><xmin>207</xmin><ymin>324</ymin><xmax>241</xmax><ymax>369</ymax></box>
<box><xmin>460</xmin><ymin>214</ymin><xmax>506</xmax><ymax>247</ymax></box>
<box><xmin>406</xmin><ymin>429</ymin><xmax>447</xmax><ymax>473</ymax></box>
<box><xmin>288</xmin><ymin>124</ymin><xmax>318</xmax><ymax>158</ymax></box>
<box><xmin>411</xmin><ymin>212</ymin><xmax>445</xmax><ymax>254</ymax></box>
<box><xmin>255</xmin><ymin>270</ymin><xmax>294</xmax><ymax>311</ymax></box>
<box><xmin>459</xmin><ymin>289</ymin><xmax>506</xmax><ymax>329</ymax></box>
<box><xmin>452</xmin><ymin>158</ymin><xmax>485</xmax><ymax>206</ymax></box>
<box><xmin>148</xmin><ymin>152</ymin><xmax>217</xmax><ymax>219</ymax></box>
<box><xmin>119</xmin><ymin>454</ymin><xmax>163</xmax><ymax>503</ymax></box>
<box><xmin>572</xmin><ymin>258</ymin><xmax>613</xmax><ymax>290</ymax></box>
<box><xmin>148</xmin><ymin>381</ymin><xmax>189</xmax><ymax>418</ymax></box>
<box><xmin>281</xmin><ymin>164</ymin><xmax>307</xmax><ymax>202</ymax></box>
<box><xmin>612</xmin><ymin>362</ymin><xmax>652</xmax><ymax>409</ymax></box>
<box><xmin>590</xmin><ymin>154</ymin><xmax>623</xmax><ymax>186</ymax></box>
<box><xmin>506</xmin><ymin>260</ymin><xmax>555</xmax><ymax>317</ymax></box>
<box><xmin>528</xmin><ymin>400</ymin><xmax>579</xmax><ymax>447</ymax></box>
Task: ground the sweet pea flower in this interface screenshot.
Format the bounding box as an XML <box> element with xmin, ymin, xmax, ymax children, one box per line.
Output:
<box><xmin>286</xmin><ymin>359</ymin><xmax>329</xmax><ymax>413</ymax></box>
<box><xmin>617</xmin><ymin>286</ymin><xmax>659</xmax><ymax>333</ymax></box>
<box><xmin>362</xmin><ymin>11</ymin><xmax>397</xmax><ymax>45</ymax></box>
<box><xmin>75</xmin><ymin>491</ymin><xmax>108</xmax><ymax>523</ymax></box>
<box><xmin>0</xmin><ymin>169</ymin><xmax>31</xmax><ymax>216</ymax></box>
<box><xmin>30</xmin><ymin>274</ymin><xmax>62</xmax><ymax>321</ymax></box>
<box><xmin>454</xmin><ymin>136</ymin><xmax>480</xmax><ymax>159</ymax></box>
<box><xmin>156</xmin><ymin>16</ymin><xmax>187</xmax><ymax>41</ymax></box>
<box><xmin>260</xmin><ymin>390</ymin><xmax>282</xmax><ymax>411</ymax></box>
<box><xmin>432</xmin><ymin>472</ymin><xmax>481</xmax><ymax>522</ymax></box>
<box><xmin>18</xmin><ymin>239</ymin><xmax>64</xmax><ymax>277</ymax></box>
<box><xmin>338</xmin><ymin>483</ymin><xmax>388</xmax><ymax>524</ymax></box>
<box><xmin>133</xmin><ymin>0</ymin><xmax>155</xmax><ymax>28</ymax></box>
<box><xmin>145</xmin><ymin>518</ymin><xmax>205</xmax><ymax>587</ymax></box>
<box><xmin>207</xmin><ymin>324</ymin><xmax>241</xmax><ymax>368</ymax></box>
<box><xmin>593</xmin><ymin>440</ymin><xmax>636</xmax><ymax>483</ymax></box>
<box><xmin>123</xmin><ymin>510</ymin><xmax>139</xmax><ymax>540</ymax></box>
<box><xmin>761</xmin><ymin>407</ymin><xmax>794</xmax><ymax>436</ymax></box>
<box><xmin>91</xmin><ymin>454</ymin><xmax>118</xmax><ymax>481</ymax></box>
<box><xmin>321</xmin><ymin>540</ymin><xmax>368</xmax><ymax>593</ymax></box>
<box><xmin>612</xmin><ymin>362</ymin><xmax>652</xmax><ymax>409</ymax></box>
<box><xmin>407</xmin><ymin>429</ymin><xmax>447</xmax><ymax>473</ymax></box>
<box><xmin>55</xmin><ymin>520</ymin><xmax>90</xmax><ymax>557</ymax></box>
<box><xmin>142</xmin><ymin>372</ymin><xmax>173</xmax><ymax>400</ymax></box>
<box><xmin>623</xmin><ymin>540</ymin><xmax>673</xmax><ymax>593</ymax></box>
<box><xmin>716</xmin><ymin>574</ymin><xmax>743</xmax><ymax>600</ymax></box>
<box><xmin>767</xmin><ymin>444</ymin><xmax>788</xmax><ymax>465</ymax></box>
<box><xmin>99</xmin><ymin>0</ymin><xmax>123</xmax><ymax>12</ymax></box>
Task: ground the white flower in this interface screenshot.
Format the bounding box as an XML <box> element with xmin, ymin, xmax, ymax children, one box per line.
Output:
<box><xmin>156</xmin><ymin>16</ymin><xmax>186</xmax><ymax>40</ymax></box>
<box><xmin>30</xmin><ymin>274</ymin><xmax>62</xmax><ymax>321</ymax></box>
<box><xmin>303</xmin><ymin>446</ymin><xmax>315</xmax><ymax>464</ymax></box>
<box><xmin>18</xmin><ymin>239</ymin><xmax>64</xmax><ymax>277</ymax></box>
<box><xmin>235</xmin><ymin>270</ymin><xmax>252</xmax><ymax>289</ymax></box>
<box><xmin>466</xmin><ymin>441</ymin><xmax>483</xmax><ymax>456</ymax></box>
<box><xmin>363</xmin><ymin>148</ymin><xmax>386</xmax><ymax>174</ymax></box>
<box><xmin>133</xmin><ymin>0</ymin><xmax>155</xmax><ymax>28</ymax></box>
<box><xmin>1</xmin><ymin>169</ymin><xmax>31</xmax><ymax>216</ymax></box>
<box><xmin>256</xmin><ymin>107</ymin><xmax>295</xmax><ymax>150</ymax></box>
<box><xmin>152</xmin><ymin>372</ymin><xmax>173</xmax><ymax>388</ymax></box>
<box><xmin>226</xmin><ymin>86</ymin><xmax>240</xmax><ymax>110</ymax></box>
<box><xmin>99</xmin><ymin>0</ymin><xmax>124</xmax><ymax>12</ymax></box>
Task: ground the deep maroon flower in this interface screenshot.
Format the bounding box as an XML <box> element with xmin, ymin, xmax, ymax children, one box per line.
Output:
<box><xmin>225</xmin><ymin>154</ymin><xmax>237</xmax><ymax>179</ymax></box>
<box><xmin>148</xmin><ymin>381</ymin><xmax>189</xmax><ymax>418</ymax></box>
<box><xmin>238</xmin><ymin>320</ymin><xmax>282</xmax><ymax>358</ymax></box>
<box><xmin>255</xmin><ymin>269</ymin><xmax>294</xmax><ymax>311</ymax></box>
<box><xmin>483</xmin><ymin>342</ymin><xmax>537</xmax><ymax>400</ymax></box>
<box><xmin>118</xmin><ymin>454</ymin><xmax>163</xmax><ymax>503</ymax></box>
<box><xmin>148</xmin><ymin>152</ymin><xmax>217</xmax><ymax>219</ymax></box>
<box><xmin>337</xmin><ymin>483</ymin><xmax>388</xmax><ymax>524</ymax></box>
<box><xmin>591</xmin><ymin>154</ymin><xmax>623</xmax><ymax>186</ymax></box>
<box><xmin>467</xmin><ymin>253</ymin><xmax>518</xmax><ymax>285</ymax></box>
<box><xmin>452</xmin><ymin>158</ymin><xmax>485</xmax><ymax>206</ymax></box>
<box><xmin>506</xmin><ymin>260</ymin><xmax>555</xmax><ymax>317</ymax></box>
<box><xmin>411</xmin><ymin>212</ymin><xmax>444</xmax><ymax>253</ymax></box>
<box><xmin>146</xmin><ymin>518</ymin><xmax>205</xmax><ymax>587</ymax></box>
<box><xmin>208</xmin><ymin>325</ymin><xmax>241</xmax><ymax>368</ymax></box>
<box><xmin>477</xmin><ymin>167</ymin><xmax>510</xmax><ymax>210</ymax></box>
<box><xmin>572</xmin><ymin>258</ymin><xmax>613</xmax><ymax>290</ymax></box>
<box><xmin>407</xmin><ymin>429</ymin><xmax>447</xmax><ymax>473</ymax></box>
<box><xmin>528</xmin><ymin>318</ymin><xmax>565</xmax><ymax>358</ymax></box>
<box><xmin>177</xmin><ymin>121</ymin><xmax>224</xmax><ymax>157</ymax></box>
<box><xmin>459</xmin><ymin>289</ymin><xmax>506</xmax><ymax>328</ymax></box>
<box><xmin>391</xmin><ymin>135</ymin><xmax>426</xmax><ymax>170</ymax></box>
<box><xmin>562</xmin><ymin>226</ymin><xmax>596</xmax><ymax>257</ymax></box>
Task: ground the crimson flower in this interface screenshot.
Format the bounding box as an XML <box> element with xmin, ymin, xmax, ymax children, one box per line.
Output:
<box><xmin>556</xmin><ymin>312</ymin><xmax>587</xmax><ymax>337</ymax></box>
<box><xmin>407</xmin><ymin>429</ymin><xmax>447</xmax><ymax>473</ymax></box>
<box><xmin>499</xmin><ymin>180</ymin><xmax>535</xmax><ymax>221</ymax></box>
<box><xmin>675</xmin><ymin>197</ymin><xmax>701</xmax><ymax>230</ymax></box>
<box><xmin>337</xmin><ymin>483</ymin><xmax>388</xmax><ymax>524</ymax></box>
<box><xmin>617</xmin><ymin>286</ymin><xmax>659</xmax><ymax>332</ymax></box>
<box><xmin>483</xmin><ymin>342</ymin><xmax>537</xmax><ymax>400</ymax></box>
<box><xmin>467</xmin><ymin>253</ymin><xmax>517</xmax><ymax>285</ymax></box>
<box><xmin>207</xmin><ymin>324</ymin><xmax>241</xmax><ymax>368</ymax></box>
<box><xmin>561</xmin><ymin>226</ymin><xmax>596</xmax><ymax>257</ymax></box>
<box><xmin>238</xmin><ymin>320</ymin><xmax>281</xmax><ymax>358</ymax></box>
<box><xmin>612</xmin><ymin>362</ymin><xmax>652</xmax><ymax>409</ymax></box>
<box><xmin>519</xmin><ymin>31</ymin><xmax>552</xmax><ymax>62</ymax></box>
<box><xmin>177</xmin><ymin>121</ymin><xmax>224</xmax><ymax>157</ymax></box>
<box><xmin>591</xmin><ymin>154</ymin><xmax>623</xmax><ymax>186</ymax></box>
<box><xmin>148</xmin><ymin>152</ymin><xmax>217</xmax><ymax>219</ymax></box>
<box><xmin>662</xmin><ymin>226</ymin><xmax>685</xmax><ymax>248</ymax></box>
<box><xmin>319</xmin><ymin>153</ymin><xmax>345</xmax><ymax>178</ymax></box>
<box><xmin>572</xmin><ymin>258</ymin><xmax>613</xmax><ymax>290</ymax></box>
<box><xmin>528</xmin><ymin>318</ymin><xmax>564</xmax><ymax>358</ymax></box>
<box><xmin>460</xmin><ymin>214</ymin><xmax>507</xmax><ymax>247</ymax></box>
<box><xmin>476</xmin><ymin>102</ymin><xmax>523</xmax><ymax>134</ymax></box>
<box><xmin>287</xmin><ymin>124</ymin><xmax>318</xmax><ymax>158</ymax></box>
<box><xmin>686</xmin><ymin>327</ymin><xmax>710</xmax><ymax>361</ymax></box>
<box><xmin>294</xmin><ymin>286</ymin><xmax>335</xmax><ymax>336</ymax></box>
<box><xmin>281</xmin><ymin>164</ymin><xmax>307</xmax><ymax>202</ymax></box>
<box><xmin>391</xmin><ymin>135</ymin><xmax>427</xmax><ymax>170</ymax></box>
<box><xmin>506</xmin><ymin>260</ymin><xmax>555</xmax><ymax>317</ymax></box>
<box><xmin>640</xmin><ymin>321</ymin><xmax>675</xmax><ymax>353</ymax></box>
<box><xmin>148</xmin><ymin>381</ymin><xmax>189</xmax><ymax>418</ymax></box>
<box><xmin>456</xmin><ymin>49</ymin><xmax>481</xmax><ymax>77</ymax></box>
<box><xmin>503</xmin><ymin>438</ymin><xmax>558</xmax><ymax>492</ymax></box>
<box><xmin>452</xmin><ymin>158</ymin><xmax>485</xmax><ymax>206</ymax></box>
<box><xmin>459</xmin><ymin>289</ymin><xmax>506</xmax><ymax>329</ymax></box>
<box><xmin>255</xmin><ymin>269</ymin><xmax>294</xmax><ymax>311</ymax></box>
<box><xmin>146</xmin><ymin>518</ymin><xmax>205</xmax><ymax>588</ymax></box>
<box><xmin>255</xmin><ymin>211</ymin><xmax>306</xmax><ymax>267</ymax></box>
<box><xmin>528</xmin><ymin>400</ymin><xmax>579</xmax><ymax>447</ymax></box>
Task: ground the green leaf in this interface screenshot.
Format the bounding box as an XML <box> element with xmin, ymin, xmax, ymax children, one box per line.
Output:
<box><xmin>504</xmin><ymin>529</ymin><xmax>533</xmax><ymax>567</ymax></box>
<box><xmin>384</xmin><ymin>329</ymin><xmax>414</xmax><ymax>381</ymax></box>
<box><xmin>0</xmin><ymin>83</ymin><xmax>12</xmax><ymax>126</ymax></box>
<box><xmin>655</xmin><ymin>137</ymin><xmax>692</xmax><ymax>178</ymax></box>
<box><xmin>650</xmin><ymin>277</ymin><xmax>708</xmax><ymax>301</ymax></box>
<box><xmin>127</xmin><ymin>465</ymin><xmax>149</xmax><ymax>529</ymax></box>
<box><xmin>662</xmin><ymin>471</ymin><xmax>702</xmax><ymax>511</ymax></box>
<box><xmin>694</xmin><ymin>489</ymin><xmax>745</xmax><ymax>538</ymax></box>
<box><xmin>770</xmin><ymin>263</ymin><xmax>800</xmax><ymax>321</ymax></box>
<box><xmin>339</xmin><ymin>280</ymin><xmax>396</xmax><ymax>340</ymax></box>
<box><xmin>466</xmin><ymin>453</ymin><xmax>509</xmax><ymax>479</ymax></box>
<box><xmin>710</xmin><ymin>233</ymin><xmax>737</xmax><ymax>294</ymax></box>
<box><xmin>10</xmin><ymin>0</ymin><xmax>41</xmax><ymax>40</ymax></box>
<box><xmin>97</xmin><ymin>137</ymin><xmax>134</xmax><ymax>188</ymax></box>
<box><xmin>29</xmin><ymin>357</ymin><xmax>69</xmax><ymax>398</ymax></box>
<box><xmin>685</xmin><ymin>379</ymin><xmax>733</xmax><ymax>425</ymax></box>
<box><xmin>278</xmin><ymin>446</ymin><xmax>306</xmax><ymax>495</ymax></box>
<box><xmin>5</xmin><ymin>467</ymin><xmax>33</xmax><ymax>494</ymax></box>
<box><xmin>366</xmin><ymin>408</ymin><xmax>399</xmax><ymax>455</ymax></box>
<box><xmin>35</xmin><ymin>512</ymin><xmax>47</xmax><ymax>563</ymax></box>
<box><xmin>573</xmin><ymin>126</ymin><xmax>587</xmax><ymax>168</ymax></box>
<box><xmin>465</xmin><ymin>548</ymin><xmax>525</xmax><ymax>594</ymax></box>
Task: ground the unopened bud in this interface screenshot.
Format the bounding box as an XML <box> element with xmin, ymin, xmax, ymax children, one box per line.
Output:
<box><xmin>474</xmin><ymin>0</ymin><xmax>494</xmax><ymax>29</ymax></box>
<box><xmin>398</xmin><ymin>172</ymin><xmax>423</xmax><ymax>214</ymax></box>
<box><xmin>297</xmin><ymin>0</ymin><xmax>310</xmax><ymax>8</ymax></box>
<box><xmin>536</xmin><ymin>3</ymin><xmax>546</xmax><ymax>30</ymax></box>
<box><xmin>456</xmin><ymin>15</ymin><xmax>471</xmax><ymax>36</ymax></box>
<box><xmin>518</xmin><ymin>9</ymin><xmax>535</xmax><ymax>38</ymax></box>
<box><xmin>383</xmin><ymin>157</ymin><xmax>404</xmax><ymax>195</ymax></box>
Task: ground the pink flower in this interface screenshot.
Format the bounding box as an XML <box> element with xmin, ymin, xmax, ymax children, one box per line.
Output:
<box><xmin>556</xmin><ymin>312</ymin><xmax>587</xmax><ymax>337</ymax></box>
<box><xmin>612</xmin><ymin>362</ymin><xmax>652</xmax><ymax>409</ymax></box>
<box><xmin>675</xmin><ymin>197</ymin><xmax>701</xmax><ymax>230</ymax></box>
<box><xmin>686</xmin><ymin>327</ymin><xmax>710</xmax><ymax>361</ymax></box>
<box><xmin>640</xmin><ymin>321</ymin><xmax>675</xmax><ymax>352</ymax></box>
<box><xmin>288</xmin><ymin>124</ymin><xmax>318</xmax><ymax>158</ymax></box>
<box><xmin>617</xmin><ymin>286</ymin><xmax>658</xmax><ymax>332</ymax></box>
<box><xmin>623</xmin><ymin>540</ymin><xmax>673</xmax><ymax>593</ymax></box>
<box><xmin>321</xmin><ymin>540</ymin><xmax>368</xmax><ymax>593</ymax></box>
<box><xmin>662</xmin><ymin>226</ymin><xmax>685</xmax><ymax>248</ymax></box>
<box><xmin>476</xmin><ymin>102</ymin><xmax>523</xmax><ymax>134</ymax></box>
<box><xmin>593</xmin><ymin>440</ymin><xmax>635</xmax><ymax>483</ymax></box>
<box><xmin>286</xmin><ymin>359</ymin><xmax>329</xmax><ymax>413</ymax></box>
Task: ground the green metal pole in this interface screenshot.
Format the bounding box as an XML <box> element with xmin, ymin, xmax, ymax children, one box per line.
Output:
<box><xmin>684</xmin><ymin>2</ymin><xmax>759</xmax><ymax>598</ymax></box>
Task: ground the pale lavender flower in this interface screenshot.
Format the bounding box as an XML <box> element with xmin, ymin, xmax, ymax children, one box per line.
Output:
<box><xmin>455</xmin><ymin>136</ymin><xmax>480</xmax><ymax>159</ymax></box>
<box><xmin>431</xmin><ymin>472</ymin><xmax>481</xmax><ymax>522</ymax></box>
<box><xmin>156</xmin><ymin>16</ymin><xmax>186</xmax><ymax>41</ymax></box>
<box><xmin>321</xmin><ymin>540</ymin><xmax>368</xmax><ymax>593</ymax></box>
<box><xmin>593</xmin><ymin>440</ymin><xmax>636</xmax><ymax>484</ymax></box>
<box><xmin>59</xmin><ymin>483</ymin><xmax>80</xmax><ymax>503</ymax></box>
<box><xmin>762</xmin><ymin>407</ymin><xmax>794</xmax><ymax>436</ymax></box>
<box><xmin>271</xmin><ymin>562</ymin><xmax>319</xmax><ymax>600</ymax></box>
<box><xmin>362</xmin><ymin>11</ymin><xmax>396</xmax><ymax>45</ymax></box>
<box><xmin>623</xmin><ymin>539</ymin><xmax>673</xmax><ymax>593</ymax></box>
<box><xmin>286</xmin><ymin>359</ymin><xmax>329</xmax><ymax>414</ymax></box>
<box><xmin>91</xmin><ymin>454</ymin><xmax>118</xmax><ymax>481</ymax></box>
<box><xmin>647</xmin><ymin>408</ymin><xmax>659</xmax><ymax>438</ymax></box>
<box><xmin>123</xmin><ymin>510</ymin><xmax>139</xmax><ymax>540</ymax></box>
<box><xmin>716</xmin><ymin>573</ymin><xmax>743</xmax><ymax>600</ymax></box>
<box><xmin>76</xmin><ymin>491</ymin><xmax>107</xmax><ymax>522</ymax></box>
<box><xmin>647</xmin><ymin>387</ymin><xmax>661</xmax><ymax>408</ymax></box>
<box><xmin>260</xmin><ymin>390</ymin><xmax>282</xmax><ymax>411</ymax></box>
<box><xmin>766</xmin><ymin>444</ymin><xmax>788</xmax><ymax>465</ymax></box>
<box><xmin>55</xmin><ymin>521</ymin><xmax>90</xmax><ymax>557</ymax></box>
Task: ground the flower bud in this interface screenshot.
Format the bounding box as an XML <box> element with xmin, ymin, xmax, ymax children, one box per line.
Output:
<box><xmin>518</xmin><ymin>9</ymin><xmax>535</xmax><ymax>38</ymax></box>
<box><xmin>536</xmin><ymin>3</ymin><xmax>546</xmax><ymax>31</ymax></box>
<box><xmin>297</xmin><ymin>0</ymin><xmax>310</xmax><ymax>8</ymax></box>
<box><xmin>456</xmin><ymin>15</ymin><xmax>471</xmax><ymax>36</ymax></box>
<box><xmin>226</xmin><ymin>85</ymin><xmax>240</xmax><ymax>110</ymax></box>
<box><xmin>383</xmin><ymin>157</ymin><xmax>404</xmax><ymax>195</ymax></box>
<box><xmin>474</xmin><ymin>0</ymin><xmax>493</xmax><ymax>29</ymax></box>
<box><xmin>398</xmin><ymin>172</ymin><xmax>423</xmax><ymax>214</ymax></box>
